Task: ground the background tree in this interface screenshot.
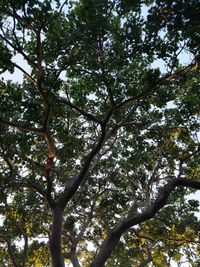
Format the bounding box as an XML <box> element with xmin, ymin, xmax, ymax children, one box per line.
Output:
<box><xmin>0</xmin><ymin>0</ymin><xmax>200</xmax><ymax>266</ymax></box>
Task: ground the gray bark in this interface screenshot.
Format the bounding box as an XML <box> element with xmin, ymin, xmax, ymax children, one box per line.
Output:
<box><xmin>90</xmin><ymin>178</ymin><xmax>200</xmax><ymax>267</ymax></box>
<box><xmin>49</xmin><ymin>207</ymin><xmax>65</xmax><ymax>267</ymax></box>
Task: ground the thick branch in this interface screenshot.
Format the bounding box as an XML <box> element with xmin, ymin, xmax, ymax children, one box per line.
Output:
<box><xmin>69</xmin><ymin>249</ymin><xmax>81</xmax><ymax>267</ymax></box>
<box><xmin>44</xmin><ymin>157</ymin><xmax>54</xmax><ymax>205</ymax></box>
<box><xmin>58</xmin><ymin>112</ymin><xmax>113</xmax><ymax>208</ymax></box>
<box><xmin>44</xmin><ymin>131</ymin><xmax>56</xmax><ymax>159</ymax></box>
<box><xmin>90</xmin><ymin>178</ymin><xmax>200</xmax><ymax>267</ymax></box>
<box><xmin>58</xmin><ymin>128</ymin><xmax>107</xmax><ymax>207</ymax></box>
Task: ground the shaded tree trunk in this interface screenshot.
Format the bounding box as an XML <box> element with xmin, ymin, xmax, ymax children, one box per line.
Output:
<box><xmin>49</xmin><ymin>207</ymin><xmax>65</xmax><ymax>267</ymax></box>
<box><xmin>69</xmin><ymin>247</ymin><xmax>81</xmax><ymax>267</ymax></box>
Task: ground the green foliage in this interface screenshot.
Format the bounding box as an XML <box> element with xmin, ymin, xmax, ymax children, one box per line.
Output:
<box><xmin>0</xmin><ymin>0</ymin><xmax>200</xmax><ymax>266</ymax></box>
<box><xmin>0</xmin><ymin>42</ymin><xmax>14</xmax><ymax>74</ymax></box>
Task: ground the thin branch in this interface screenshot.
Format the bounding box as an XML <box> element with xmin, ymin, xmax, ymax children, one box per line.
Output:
<box><xmin>46</xmin><ymin>0</ymin><xmax>68</xmax><ymax>26</ymax></box>
<box><xmin>0</xmin><ymin>150</ymin><xmax>14</xmax><ymax>175</ymax></box>
<box><xmin>5</xmin><ymin>181</ymin><xmax>46</xmax><ymax>198</ymax></box>
<box><xmin>0</xmin><ymin>32</ymin><xmax>36</xmax><ymax>67</ymax></box>
<box><xmin>0</xmin><ymin>8</ymin><xmax>37</xmax><ymax>33</ymax></box>
<box><xmin>130</xmin><ymin>228</ymin><xmax>155</xmax><ymax>242</ymax></box>
<box><xmin>0</xmin><ymin>235</ymin><xmax>19</xmax><ymax>267</ymax></box>
<box><xmin>116</xmin><ymin>60</ymin><xmax>198</xmax><ymax>110</ymax></box>
<box><xmin>57</xmin><ymin>1</ymin><xmax>68</xmax><ymax>17</ymax></box>
<box><xmin>35</xmin><ymin>30</ymin><xmax>49</xmax><ymax>107</ymax></box>
<box><xmin>98</xmin><ymin>39</ymin><xmax>115</xmax><ymax>107</ymax></box>
<box><xmin>22</xmin><ymin>232</ymin><xmax>28</xmax><ymax>267</ymax></box>
<box><xmin>52</xmin><ymin>44</ymin><xmax>79</xmax><ymax>85</ymax></box>
<box><xmin>11</xmin><ymin>221</ymin><xmax>29</xmax><ymax>267</ymax></box>
<box><xmin>12</xmin><ymin>16</ymin><xmax>21</xmax><ymax>49</ymax></box>
<box><xmin>12</xmin><ymin>62</ymin><xmax>36</xmax><ymax>84</ymax></box>
<box><xmin>59</xmin><ymin>97</ymin><xmax>102</xmax><ymax>124</ymax></box>
<box><xmin>160</xmin><ymin>235</ymin><xmax>200</xmax><ymax>245</ymax></box>
<box><xmin>0</xmin><ymin>117</ymin><xmax>43</xmax><ymax>133</ymax></box>
<box><xmin>15</xmin><ymin>152</ymin><xmax>44</xmax><ymax>169</ymax></box>
<box><xmin>138</xmin><ymin>256</ymin><xmax>153</xmax><ymax>267</ymax></box>
<box><xmin>67</xmin><ymin>200</ymin><xmax>96</xmax><ymax>267</ymax></box>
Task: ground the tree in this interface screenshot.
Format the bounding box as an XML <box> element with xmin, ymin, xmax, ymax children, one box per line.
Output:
<box><xmin>0</xmin><ymin>0</ymin><xmax>200</xmax><ymax>266</ymax></box>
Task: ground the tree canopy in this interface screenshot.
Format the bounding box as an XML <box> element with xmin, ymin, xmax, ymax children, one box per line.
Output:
<box><xmin>0</xmin><ymin>0</ymin><xmax>200</xmax><ymax>266</ymax></box>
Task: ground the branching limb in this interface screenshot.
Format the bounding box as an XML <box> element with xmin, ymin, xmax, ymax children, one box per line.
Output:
<box><xmin>64</xmin><ymin>199</ymin><xmax>96</xmax><ymax>267</ymax></box>
<box><xmin>58</xmin><ymin>110</ymin><xmax>114</xmax><ymax>207</ymax></box>
<box><xmin>5</xmin><ymin>180</ymin><xmax>55</xmax><ymax>207</ymax></box>
<box><xmin>58</xmin><ymin>124</ymin><xmax>107</xmax><ymax>207</ymax></box>
<box><xmin>0</xmin><ymin>117</ymin><xmax>56</xmax><ymax>203</ymax></box>
<box><xmin>44</xmin><ymin>131</ymin><xmax>56</xmax><ymax>159</ymax></box>
<box><xmin>90</xmin><ymin>178</ymin><xmax>200</xmax><ymax>267</ymax></box>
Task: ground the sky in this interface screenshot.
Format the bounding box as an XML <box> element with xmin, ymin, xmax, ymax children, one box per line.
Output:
<box><xmin>1</xmin><ymin>52</ymin><xmax>199</xmax><ymax>267</ymax></box>
<box><xmin>0</xmin><ymin>3</ymin><xmax>199</xmax><ymax>266</ymax></box>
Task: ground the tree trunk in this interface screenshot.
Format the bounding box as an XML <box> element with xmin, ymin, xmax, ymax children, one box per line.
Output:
<box><xmin>69</xmin><ymin>248</ymin><xmax>81</xmax><ymax>267</ymax></box>
<box><xmin>90</xmin><ymin>231</ymin><xmax>121</xmax><ymax>267</ymax></box>
<box><xmin>49</xmin><ymin>207</ymin><xmax>65</xmax><ymax>267</ymax></box>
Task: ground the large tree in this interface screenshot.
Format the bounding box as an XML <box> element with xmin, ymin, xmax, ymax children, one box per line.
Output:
<box><xmin>0</xmin><ymin>0</ymin><xmax>200</xmax><ymax>266</ymax></box>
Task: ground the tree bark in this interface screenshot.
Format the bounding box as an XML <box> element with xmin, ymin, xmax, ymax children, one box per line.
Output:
<box><xmin>138</xmin><ymin>257</ymin><xmax>152</xmax><ymax>267</ymax></box>
<box><xmin>49</xmin><ymin>207</ymin><xmax>65</xmax><ymax>267</ymax></box>
<box><xmin>90</xmin><ymin>178</ymin><xmax>200</xmax><ymax>267</ymax></box>
<box><xmin>69</xmin><ymin>248</ymin><xmax>81</xmax><ymax>267</ymax></box>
